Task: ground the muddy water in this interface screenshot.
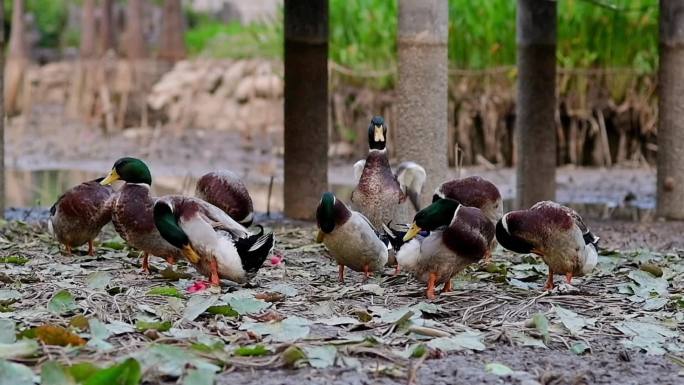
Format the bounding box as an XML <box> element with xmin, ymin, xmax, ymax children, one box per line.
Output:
<box><xmin>6</xmin><ymin>169</ymin><xmax>354</xmax><ymax>215</ymax></box>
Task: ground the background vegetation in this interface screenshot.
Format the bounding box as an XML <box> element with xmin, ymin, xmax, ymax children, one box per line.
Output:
<box><xmin>10</xmin><ymin>0</ymin><xmax>658</xmax><ymax>73</ymax></box>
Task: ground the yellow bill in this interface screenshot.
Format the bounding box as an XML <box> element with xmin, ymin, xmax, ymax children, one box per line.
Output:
<box><xmin>403</xmin><ymin>223</ymin><xmax>421</xmax><ymax>241</ymax></box>
<box><xmin>182</xmin><ymin>244</ymin><xmax>201</xmax><ymax>264</ymax></box>
<box><xmin>316</xmin><ymin>230</ymin><xmax>325</xmax><ymax>243</ymax></box>
<box><xmin>100</xmin><ymin>169</ymin><xmax>120</xmax><ymax>185</ymax></box>
<box><xmin>374</xmin><ymin>125</ymin><xmax>384</xmax><ymax>142</ymax></box>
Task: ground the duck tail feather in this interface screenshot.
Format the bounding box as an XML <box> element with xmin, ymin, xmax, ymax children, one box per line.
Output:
<box><xmin>236</xmin><ymin>228</ymin><xmax>274</xmax><ymax>273</ymax></box>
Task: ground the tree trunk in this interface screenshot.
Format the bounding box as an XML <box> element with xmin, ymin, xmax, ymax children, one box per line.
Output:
<box><xmin>4</xmin><ymin>0</ymin><xmax>28</xmax><ymax>116</ymax></box>
<box><xmin>158</xmin><ymin>0</ymin><xmax>186</xmax><ymax>63</ymax></box>
<box><xmin>80</xmin><ymin>0</ymin><xmax>96</xmax><ymax>58</ymax></box>
<box><xmin>395</xmin><ymin>0</ymin><xmax>449</xmax><ymax>211</ymax></box>
<box><xmin>283</xmin><ymin>0</ymin><xmax>328</xmax><ymax>220</ymax></box>
<box><xmin>0</xmin><ymin>3</ymin><xmax>5</xmax><ymax>218</ymax></box>
<box><xmin>514</xmin><ymin>0</ymin><xmax>557</xmax><ymax>209</ymax></box>
<box><xmin>124</xmin><ymin>0</ymin><xmax>147</xmax><ymax>59</ymax></box>
<box><xmin>657</xmin><ymin>0</ymin><xmax>684</xmax><ymax>219</ymax></box>
<box><xmin>98</xmin><ymin>0</ymin><xmax>116</xmax><ymax>55</ymax></box>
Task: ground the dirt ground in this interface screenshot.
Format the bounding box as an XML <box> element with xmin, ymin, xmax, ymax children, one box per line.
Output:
<box><xmin>1</xmin><ymin>105</ymin><xmax>682</xmax><ymax>384</ymax></box>
<box><xmin>0</xmin><ymin>215</ymin><xmax>682</xmax><ymax>385</ymax></box>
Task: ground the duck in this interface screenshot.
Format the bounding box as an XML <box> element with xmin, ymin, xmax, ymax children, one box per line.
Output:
<box><xmin>400</xmin><ymin>198</ymin><xmax>495</xmax><ymax>299</ymax></box>
<box><xmin>433</xmin><ymin>176</ymin><xmax>503</xmax><ymax>224</ymax></box>
<box><xmin>351</xmin><ymin>116</ymin><xmax>426</xmax><ymax>229</ymax></box>
<box><xmin>495</xmin><ymin>201</ymin><xmax>599</xmax><ymax>290</ymax></box>
<box><xmin>153</xmin><ymin>196</ymin><xmax>274</xmax><ymax>285</ymax></box>
<box><xmin>195</xmin><ymin>170</ymin><xmax>254</xmax><ymax>227</ymax></box>
<box><xmin>100</xmin><ymin>157</ymin><xmax>186</xmax><ymax>271</ymax></box>
<box><xmin>49</xmin><ymin>177</ymin><xmax>114</xmax><ymax>255</ymax></box>
<box><xmin>315</xmin><ymin>192</ymin><xmax>389</xmax><ymax>282</ymax></box>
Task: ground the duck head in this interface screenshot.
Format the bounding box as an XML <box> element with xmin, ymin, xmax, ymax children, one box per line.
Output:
<box><xmin>101</xmin><ymin>157</ymin><xmax>152</xmax><ymax>185</ymax></box>
<box><xmin>316</xmin><ymin>192</ymin><xmax>351</xmax><ymax>235</ymax></box>
<box><xmin>404</xmin><ymin>198</ymin><xmax>460</xmax><ymax>241</ymax></box>
<box><xmin>368</xmin><ymin>116</ymin><xmax>387</xmax><ymax>151</ymax></box>
<box><xmin>153</xmin><ymin>200</ymin><xmax>201</xmax><ymax>263</ymax></box>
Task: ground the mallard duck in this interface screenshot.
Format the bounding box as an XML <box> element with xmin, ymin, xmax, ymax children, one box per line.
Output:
<box><xmin>433</xmin><ymin>176</ymin><xmax>503</xmax><ymax>224</ymax></box>
<box><xmin>351</xmin><ymin>116</ymin><xmax>426</xmax><ymax>229</ymax></box>
<box><xmin>400</xmin><ymin>199</ymin><xmax>495</xmax><ymax>299</ymax></box>
<box><xmin>100</xmin><ymin>157</ymin><xmax>185</xmax><ymax>271</ymax></box>
<box><xmin>315</xmin><ymin>192</ymin><xmax>388</xmax><ymax>282</ymax></box>
<box><xmin>49</xmin><ymin>177</ymin><xmax>114</xmax><ymax>255</ymax></box>
<box><xmin>195</xmin><ymin>171</ymin><xmax>254</xmax><ymax>227</ymax></box>
<box><xmin>495</xmin><ymin>201</ymin><xmax>599</xmax><ymax>290</ymax></box>
<box><xmin>153</xmin><ymin>196</ymin><xmax>274</xmax><ymax>285</ymax></box>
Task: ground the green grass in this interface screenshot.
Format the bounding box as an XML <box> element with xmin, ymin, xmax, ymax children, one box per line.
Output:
<box><xmin>186</xmin><ymin>0</ymin><xmax>657</xmax><ymax>73</ymax></box>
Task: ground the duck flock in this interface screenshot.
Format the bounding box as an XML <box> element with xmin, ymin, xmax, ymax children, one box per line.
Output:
<box><xmin>49</xmin><ymin>116</ymin><xmax>599</xmax><ymax>299</ymax></box>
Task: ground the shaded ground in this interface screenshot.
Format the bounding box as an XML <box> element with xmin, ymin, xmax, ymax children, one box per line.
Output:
<box><xmin>0</xmin><ymin>217</ymin><xmax>682</xmax><ymax>385</ymax></box>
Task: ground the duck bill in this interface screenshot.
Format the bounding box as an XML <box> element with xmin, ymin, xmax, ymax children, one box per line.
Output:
<box><xmin>374</xmin><ymin>125</ymin><xmax>384</xmax><ymax>142</ymax></box>
<box><xmin>403</xmin><ymin>223</ymin><xmax>422</xmax><ymax>241</ymax></box>
<box><xmin>182</xmin><ymin>244</ymin><xmax>201</xmax><ymax>264</ymax></box>
<box><xmin>316</xmin><ymin>230</ymin><xmax>325</xmax><ymax>243</ymax></box>
<box><xmin>100</xmin><ymin>169</ymin><xmax>120</xmax><ymax>185</ymax></box>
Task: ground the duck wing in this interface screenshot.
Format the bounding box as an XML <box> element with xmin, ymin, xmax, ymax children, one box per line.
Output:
<box><xmin>353</xmin><ymin>160</ymin><xmax>366</xmax><ymax>184</ymax></box>
<box><xmin>394</xmin><ymin>161</ymin><xmax>427</xmax><ymax>211</ymax></box>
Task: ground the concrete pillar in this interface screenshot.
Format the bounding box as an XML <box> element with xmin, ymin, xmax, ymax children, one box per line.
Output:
<box><xmin>283</xmin><ymin>0</ymin><xmax>329</xmax><ymax>220</ymax></box>
<box><xmin>514</xmin><ymin>0</ymin><xmax>557</xmax><ymax>209</ymax></box>
<box><xmin>395</xmin><ymin>0</ymin><xmax>448</xmax><ymax>208</ymax></box>
<box><xmin>657</xmin><ymin>0</ymin><xmax>684</xmax><ymax>219</ymax></box>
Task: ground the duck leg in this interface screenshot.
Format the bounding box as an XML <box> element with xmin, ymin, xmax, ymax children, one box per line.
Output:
<box><xmin>165</xmin><ymin>256</ymin><xmax>176</xmax><ymax>265</ymax></box>
<box><xmin>141</xmin><ymin>252</ymin><xmax>150</xmax><ymax>274</ymax></box>
<box><xmin>565</xmin><ymin>272</ymin><xmax>573</xmax><ymax>284</ymax></box>
<box><xmin>442</xmin><ymin>277</ymin><xmax>453</xmax><ymax>293</ymax></box>
<box><xmin>394</xmin><ymin>265</ymin><xmax>401</xmax><ymax>276</ymax></box>
<box><xmin>65</xmin><ymin>244</ymin><xmax>72</xmax><ymax>255</ymax></box>
<box><xmin>544</xmin><ymin>269</ymin><xmax>555</xmax><ymax>290</ymax></box>
<box><xmin>209</xmin><ymin>257</ymin><xmax>220</xmax><ymax>286</ymax></box>
<box><xmin>338</xmin><ymin>264</ymin><xmax>345</xmax><ymax>283</ymax></box>
<box><xmin>483</xmin><ymin>250</ymin><xmax>492</xmax><ymax>264</ymax></box>
<box><xmin>426</xmin><ymin>272</ymin><xmax>438</xmax><ymax>299</ymax></box>
<box><xmin>363</xmin><ymin>264</ymin><xmax>371</xmax><ymax>282</ymax></box>
<box><xmin>87</xmin><ymin>241</ymin><xmax>95</xmax><ymax>256</ymax></box>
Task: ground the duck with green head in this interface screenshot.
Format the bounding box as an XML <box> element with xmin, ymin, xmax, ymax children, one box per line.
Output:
<box><xmin>495</xmin><ymin>201</ymin><xmax>598</xmax><ymax>290</ymax></box>
<box><xmin>316</xmin><ymin>192</ymin><xmax>389</xmax><ymax>282</ymax></box>
<box><xmin>399</xmin><ymin>198</ymin><xmax>495</xmax><ymax>299</ymax></box>
<box><xmin>153</xmin><ymin>196</ymin><xmax>274</xmax><ymax>285</ymax></box>
<box><xmin>49</xmin><ymin>177</ymin><xmax>114</xmax><ymax>255</ymax></box>
<box><xmin>100</xmin><ymin>157</ymin><xmax>185</xmax><ymax>271</ymax></box>
<box><xmin>351</xmin><ymin>116</ymin><xmax>427</xmax><ymax>229</ymax></box>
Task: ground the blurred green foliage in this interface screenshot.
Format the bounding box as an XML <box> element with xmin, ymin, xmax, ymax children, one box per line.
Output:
<box><xmin>4</xmin><ymin>0</ymin><xmax>658</xmax><ymax>75</ymax></box>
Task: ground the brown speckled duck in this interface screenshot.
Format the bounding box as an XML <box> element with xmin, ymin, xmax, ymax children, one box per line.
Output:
<box><xmin>153</xmin><ymin>196</ymin><xmax>273</xmax><ymax>285</ymax></box>
<box><xmin>316</xmin><ymin>192</ymin><xmax>389</xmax><ymax>282</ymax></box>
<box><xmin>351</xmin><ymin>116</ymin><xmax>426</xmax><ymax>229</ymax></box>
<box><xmin>49</xmin><ymin>178</ymin><xmax>114</xmax><ymax>255</ymax></box>
<box><xmin>496</xmin><ymin>201</ymin><xmax>599</xmax><ymax>290</ymax></box>
<box><xmin>195</xmin><ymin>171</ymin><xmax>254</xmax><ymax>227</ymax></box>
<box><xmin>400</xmin><ymin>199</ymin><xmax>495</xmax><ymax>299</ymax></box>
<box><xmin>433</xmin><ymin>176</ymin><xmax>503</xmax><ymax>224</ymax></box>
<box><xmin>100</xmin><ymin>157</ymin><xmax>185</xmax><ymax>272</ymax></box>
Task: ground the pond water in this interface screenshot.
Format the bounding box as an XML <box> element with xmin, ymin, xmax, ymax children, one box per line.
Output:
<box><xmin>6</xmin><ymin>168</ymin><xmax>354</xmax><ymax>216</ymax></box>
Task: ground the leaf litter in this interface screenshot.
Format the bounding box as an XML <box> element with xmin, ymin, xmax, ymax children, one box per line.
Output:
<box><xmin>0</xmin><ymin>220</ymin><xmax>681</xmax><ymax>383</ymax></box>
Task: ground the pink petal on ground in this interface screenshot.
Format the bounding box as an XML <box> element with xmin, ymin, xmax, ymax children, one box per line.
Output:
<box><xmin>269</xmin><ymin>252</ymin><xmax>284</xmax><ymax>266</ymax></box>
<box><xmin>188</xmin><ymin>280</ymin><xmax>211</xmax><ymax>293</ymax></box>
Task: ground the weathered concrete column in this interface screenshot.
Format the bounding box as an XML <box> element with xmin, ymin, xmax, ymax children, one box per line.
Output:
<box><xmin>283</xmin><ymin>0</ymin><xmax>328</xmax><ymax>220</ymax></box>
<box><xmin>515</xmin><ymin>0</ymin><xmax>557</xmax><ymax>209</ymax></box>
<box><xmin>396</xmin><ymin>0</ymin><xmax>448</xmax><ymax>208</ymax></box>
<box><xmin>0</xmin><ymin>3</ymin><xmax>4</xmax><ymax>218</ymax></box>
<box><xmin>657</xmin><ymin>0</ymin><xmax>684</xmax><ymax>219</ymax></box>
